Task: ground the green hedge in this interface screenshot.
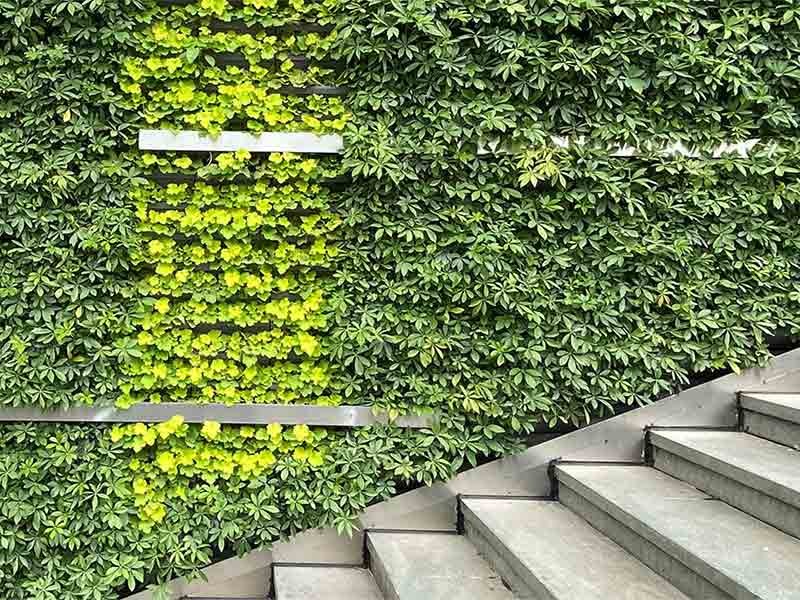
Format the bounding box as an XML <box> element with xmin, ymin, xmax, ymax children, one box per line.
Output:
<box><xmin>1</xmin><ymin>0</ymin><xmax>800</xmax><ymax>598</ymax></box>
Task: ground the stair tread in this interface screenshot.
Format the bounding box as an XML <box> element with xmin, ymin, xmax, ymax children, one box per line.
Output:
<box><xmin>556</xmin><ymin>464</ymin><xmax>800</xmax><ymax>600</ymax></box>
<box><xmin>368</xmin><ymin>531</ymin><xmax>514</xmax><ymax>600</ymax></box>
<box><xmin>274</xmin><ymin>566</ymin><xmax>382</xmax><ymax>600</ymax></box>
<box><xmin>462</xmin><ymin>498</ymin><xmax>689</xmax><ymax>600</ymax></box>
<box><xmin>740</xmin><ymin>393</ymin><xmax>800</xmax><ymax>424</ymax></box>
<box><xmin>651</xmin><ymin>430</ymin><xmax>800</xmax><ymax>508</ymax></box>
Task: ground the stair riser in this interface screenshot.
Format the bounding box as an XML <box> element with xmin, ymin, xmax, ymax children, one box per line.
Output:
<box><xmin>366</xmin><ymin>536</ymin><xmax>400</xmax><ymax>600</ymax></box>
<box><xmin>742</xmin><ymin>410</ymin><xmax>800</xmax><ymax>450</ymax></box>
<box><xmin>366</xmin><ymin>532</ymin><xmax>514</xmax><ymax>600</ymax></box>
<box><xmin>273</xmin><ymin>566</ymin><xmax>382</xmax><ymax>600</ymax></box>
<box><xmin>652</xmin><ymin>447</ymin><xmax>800</xmax><ymax>540</ymax></box>
<box><xmin>557</xmin><ymin>483</ymin><xmax>733</xmax><ymax>600</ymax></box>
<box><xmin>461</xmin><ymin>505</ymin><xmax>551</xmax><ymax>600</ymax></box>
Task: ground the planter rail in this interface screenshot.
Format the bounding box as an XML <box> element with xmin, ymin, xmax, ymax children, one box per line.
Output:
<box><xmin>0</xmin><ymin>403</ymin><xmax>434</xmax><ymax>428</ymax></box>
<box><xmin>139</xmin><ymin>129</ymin><xmax>762</xmax><ymax>157</ymax></box>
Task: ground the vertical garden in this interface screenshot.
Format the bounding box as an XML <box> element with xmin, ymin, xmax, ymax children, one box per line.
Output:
<box><xmin>1</xmin><ymin>0</ymin><xmax>799</xmax><ymax>597</ymax></box>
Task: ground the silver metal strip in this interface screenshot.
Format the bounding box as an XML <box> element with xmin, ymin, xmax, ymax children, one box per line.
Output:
<box><xmin>0</xmin><ymin>403</ymin><xmax>433</xmax><ymax>428</ymax></box>
<box><xmin>139</xmin><ymin>130</ymin><xmax>344</xmax><ymax>153</ymax></box>
<box><xmin>141</xmin><ymin>129</ymin><xmax>763</xmax><ymax>157</ymax></box>
<box><xmin>478</xmin><ymin>137</ymin><xmax>762</xmax><ymax>157</ymax></box>
<box><xmin>478</xmin><ymin>136</ymin><xmax>760</xmax><ymax>158</ymax></box>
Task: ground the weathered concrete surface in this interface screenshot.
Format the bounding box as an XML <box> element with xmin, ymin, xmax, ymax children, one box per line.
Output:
<box><xmin>367</xmin><ymin>531</ymin><xmax>515</xmax><ymax>600</ymax></box>
<box><xmin>462</xmin><ymin>498</ymin><xmax>688</xmax><ymax>600</ymax></box>
<box><xmin>651</xmin><ymin>430</ymin><xmax>800</xmax><ymax>538</ymax></box>
<box><xmin>741</xmin><ymin>393</ymin><xmax>800</xmax><ymax>449</ymax></box>
<box><xmin>274</xmin><ymin>566</ymin><xmax>382</xmax><ymax>600</ymax></box>
<box><xmin>557</xmin><ymin>464</ymin><xmax>800</xmax><ymax>600</ymax></box>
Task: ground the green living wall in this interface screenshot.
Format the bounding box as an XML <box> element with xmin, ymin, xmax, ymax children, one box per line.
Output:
<box><xmin>0</xmin><ymin>0</ymin><xmax>142</xmax><ymax>409</ymax></box>
<box><xmin>331</xmin><ymin>0</ymin><xmax>800</xmax><ymax>426</ymax></box>
<box><xmin>1</xmin><ymin>0</ymin><xmax>800</xmax><ymax>598</ymax></box>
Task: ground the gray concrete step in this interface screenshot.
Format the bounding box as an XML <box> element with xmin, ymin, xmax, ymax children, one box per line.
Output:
<box><xmin>650</xmin><ymin>429</ymin><xmax>800</xmax><ymax>539</ymax></box>
<box><xmin>461</xmin><ymin>497</ymin><xmax>689</xmax><ymax>600</ymax></box>
<box><xmin>273</xmin><ymin>565</ymin><xmax>383</xmax><ymax>600</ymax></box>
<box><xmin>366</xmin><ymin>531</ymin><xmax>515</xmax><ymax>600</ymax></box>
<box><xmin>740</xmin><ymin>393</ymin><xmax>800</xmax><ymax>449</ymax></box>
<box><xmin>556</xmin><ymin>464</ymin><xmax>800</xmax><ymax>600</ymax></box>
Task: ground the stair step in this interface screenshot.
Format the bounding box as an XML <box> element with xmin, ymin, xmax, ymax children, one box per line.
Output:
<box><xmin>650</xmin><ymin>429</ymin><xmax>800</xmax><ymax>539</ymax></box>
<box><xmin>740</xmin><ymin>393</ymin><xmax>800</xmax><ymax>449</ymax></box>
<box><xmin>461</xmin><ymin>498</ymin><xmax>689</xmax><ymax>600</ymax></box>
<box><xmin>556</xmin><ymin>464</ymin><xmax>800</xmax><ymax>600</ymax></box>
<box><xmin>366</xmin><ymin>531</ymin><xmax>514</xmax><ymax>600</ymax></box>
<box><xmin>273</xmin><ymin>565</ymin><xmax>382</xmax><ymax>600</ymax></box>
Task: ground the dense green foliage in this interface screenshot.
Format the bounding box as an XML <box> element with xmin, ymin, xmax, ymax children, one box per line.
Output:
<box><xmin>120</xmin><ymin>151</ymin><xmax>345</xmax><ymax>408</ymax></box>
<box><xmin>330</xmin><ymin>148</ymin><xmax>800</xmax><ymax>426</ymax></box>
<box><xmin>330</xmin><ymin>0</ymin><xmax>800</xmax><ymax>427</ymax></box>
<box><xmin>0</xmin><ymin>5</ymin><xmax>502</xmax><ymax>597</ymax></box>
<box><xmin>2</xmin><ymin>0</ymin><xmax>800</xmax><ymax>598</ymax></box>
<box><xmin>335</xmin><ymin>0</ymin><xmax>800</xmax><ymax>158</ymax></box>
<box><xmin>117</xmin><ymin>0</ymin><xmax>350</xmax><ymax>408</ymax></box>
<box><xmin>0</xmin><ymin>0</ymin><xmax>143</xmax><ymax>409</ymax></box>
<box><xmin>120</xmin><ymin>0</ymin><xmax>347</xmax><ymax>133</ymax></box>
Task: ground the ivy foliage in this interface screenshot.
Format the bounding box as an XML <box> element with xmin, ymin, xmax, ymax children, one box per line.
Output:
<box><xmin>329</xmin><ymin>0</ymin><xmax>800</xmax><ymax>427</ymax></box>
<box><xmin>2</xmin><ymin>0</ymin><xmax>800</xmax><ymax>598</ymax></box>
<box><xmin>335</xmin><ymin>0</ymin><xmax>800</xmax><ymax>166</ymax></box>
<box><xmin>0</xmin><ymin>0</ymin><xmax>144</xmax><ymax>409</ymax></box>
<box><xmin>330</xmin><ymin>147</ymin><xmax>800</xmax><ymax>426</ymax></box>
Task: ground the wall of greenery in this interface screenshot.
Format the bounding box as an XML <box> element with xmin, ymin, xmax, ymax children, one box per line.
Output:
<box><xmin>1</xmin><ymin>2</ymin><xmax>490</xmax><ymax>598</ymax></box>
<box><xmin>0</xmin><ymin>419</ymin><xmax>485</xmax><ymax>599</ymax></box>
<box><xmin>1</xmin><ymin>0</ymin><xmax>800</xmax><ymax>598</ymax></box>
<box><xmin>330</xmin><ymin>0</ymin><xmax>800</xmax><ymax>428</ymax></box>
<box><xmin>0</xmin><ymin>0</ymin><xmax>143</xmax><ymax>410</ymax></box>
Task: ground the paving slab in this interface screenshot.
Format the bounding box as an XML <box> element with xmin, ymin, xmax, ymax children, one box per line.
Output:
<box><xmin>740</xmin><ymin>393</ymin><xmax>800</xmax><ymax>449</ymax></box>
<box><xmin>740</xmin><ymin>393</ymin><xmax>800</xmax><ymax>424</ymax></box>
<box><xmin>651</xmin><ymin>430</ymin><xmax>800</xmax><ymax>509</ymax></box>
<box><xmin>274</xmin><ymin>565</ymin><xmax>382</xmax><ymax>600</ymax></box>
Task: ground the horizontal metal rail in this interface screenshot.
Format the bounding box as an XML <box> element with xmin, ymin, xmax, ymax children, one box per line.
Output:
<box><xmin>139</xmin><ymin>130</ymin><xmax>344</xmax><ymax>153</ymax></box>
<box><xmin>0</xmin><ymin>403</ymin><xmax>434</xmax><ymax>428</ymax></box>
<box><xmin>478</xmin><ymin>137</ymin><xmax>762</xmax><ymax>157</ymax></box>
<box><xmin>141</xmin><ymin>130</ymin><xmax>764</xmax><ymax>157</ymax></box>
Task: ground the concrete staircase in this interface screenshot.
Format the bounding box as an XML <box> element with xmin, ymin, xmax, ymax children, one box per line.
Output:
<box><xmin>272</xmin><ymin>392</ymin><xmax>800</xmax><ymax>599</ymax></box>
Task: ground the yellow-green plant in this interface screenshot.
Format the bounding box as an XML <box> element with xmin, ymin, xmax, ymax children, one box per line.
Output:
<box><xmin>109</xmin><ymin>417</ymin><xmax>327</xmax><ymax>529</ymax></box>
<box><xmin>123</xmin><ymin>150</ymin><xmax>342</xmax><ymax>406</ymax></box>
<box><xmin>122</xmin><ymin>3</ymin><xmax>348</xmax><ymax>133</ymax></box>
